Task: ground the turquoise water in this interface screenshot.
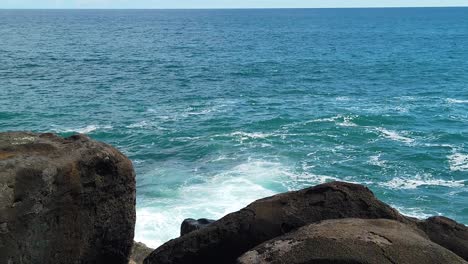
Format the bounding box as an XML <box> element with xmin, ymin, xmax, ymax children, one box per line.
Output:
<box><xmin>1</xmin><ymin>8</ymin><xmax>467</xmax><ymax>247</ymax></box>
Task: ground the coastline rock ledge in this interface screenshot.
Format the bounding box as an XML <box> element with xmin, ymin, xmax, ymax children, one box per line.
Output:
<box><xmin>145</xmin><ymin>181</ymin><xmax>468</xmax><ymax>264</ymax></box>
<box><xmin>1</xmin><ymin>131</ymin><xmax>467</xmax><ymax>264</ymax></box>
<box><xmin>0</xmin><ymin>132</ymin><xmax>136</xmax><ymax>264</ymax></box>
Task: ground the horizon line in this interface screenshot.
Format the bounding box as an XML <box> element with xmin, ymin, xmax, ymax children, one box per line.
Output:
<box><xmin>1</xmin><ymin>6</ymin><xmax>468</xmax><ymax>10</ymax></box>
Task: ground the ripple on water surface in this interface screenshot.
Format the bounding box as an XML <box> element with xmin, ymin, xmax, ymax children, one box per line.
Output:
<box><xmin>0</xmin><ymin>8</ymin><xmax>467</xmax><ymax>248</ymax></box>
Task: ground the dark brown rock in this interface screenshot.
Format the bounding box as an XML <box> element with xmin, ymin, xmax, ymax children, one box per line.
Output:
<box><xmin>237</xmin><ymin>218</ymin><xmax>466</xmax><ymax>264</ymax></box>
<box><xmin>418</xmin><ymin>216</ymin><xmax>468</xmax><ymax>261</ymax></box>
<box><xmin>0</xmin><ymin>132</ymin><xmax>136</xmax><ymax>264</ymax></box>
<box><xmin>129</xmin><ymin>241</ymin><xmax>154</xmax><ymax>264</ymax></box>
<box><xmin>144</xmin><ymin>181</ymin><xmax>412</xmax><ymax>264</ymax></box>
<box><xmin>180</xmin><ymin>218</ymin><xmax>216</xmax><ymax>236</ymax></box>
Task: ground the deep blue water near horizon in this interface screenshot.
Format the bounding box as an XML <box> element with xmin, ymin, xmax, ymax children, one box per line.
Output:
<box><xmin>1</xmin><ymin>8</ymin><xmax>467</xmax><ymax>248</ymax></box>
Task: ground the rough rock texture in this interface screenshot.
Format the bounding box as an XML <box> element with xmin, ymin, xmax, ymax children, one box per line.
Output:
<box><xmin>0</xmin><ymin>132</ymin><xmax>136</xmax><ymax>264</ymax></box>
<box><xmin>180</xmin><ymin>218</ymin><xmax>216</xmax><ymax>236</ymax></box>
<box><xmin>237</xmin><ymin>218</ymin><xmax>467</xmax><ymax>264</ymax></box>
<box><xmin>419</xmin><ymin>216</ymin><xmax>468</xmax><ymax>260</ymax></box>
<box><xmin>144</xmin><ymin>181</ymin><xmax>412</xmax><ymax>264</ymax></box>
<box><xmin>129</xmin><ymin>241</ymin><xmax>154</xmax><ymax>264</ymax></box>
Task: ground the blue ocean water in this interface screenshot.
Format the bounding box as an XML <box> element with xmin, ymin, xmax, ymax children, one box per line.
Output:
<box><xmin>1</xmin><ymin>8</ymin><xmax>467</xmax><ymax>248</ymax></box>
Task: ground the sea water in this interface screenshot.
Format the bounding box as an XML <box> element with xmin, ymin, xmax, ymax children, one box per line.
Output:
<box><xmin>0</xmin><ymin>8</ymin><xmax>467</xmax><ymax>248</ymax></box>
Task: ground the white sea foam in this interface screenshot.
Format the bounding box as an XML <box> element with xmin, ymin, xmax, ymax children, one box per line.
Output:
<box><xmin>399</xmin><ymin>96</ymin><xmax>417</xmax><ymax>101</ymax></box>
<box><xmin>375</xmin><ymin>128</ymin><xmax>414</xmax><ymax>144</ymax></box>
<box><xmin>338</xmin><ymin>116</ymin><xmax>357</xmax><ymax>127</ymax></box>
<box><xmin>423</xmin><ymin>143</ymin><xmax>454</xmax><ymax>148</ymax></box>
<box><xmin>335</xmin><ymin>96</ymin><xmax>350</xmax><ymax>101</ymax></box>
<box><xmin>185</xmin><ymin>100</ymin><xmax>238</xmax><ymax>116</ymax></box>
<box><xmin>210</xmin><ymin>155</ymin><xmax>236</xmax><ymax>162</ymax></box>
<box><xmin>134</xmin><ymin>160</ymin><xmax>339</xmax><ymax>248</ymax></box>
<box><xmin>283</xmin><ymin>172</ymin><xmax>339</xmax><ymax>190</ymax></box>
<box><xmin>228</xmin><ymin>131</ymin><xmax>318</xmax><ymax>142</ymax></box>
<box><xmin>446</xmin><ymin>98</ymin><xmax>468</xmax><ymax>104</ymax></box>
<box><xmin>134</xmin><ymin>160</ymin><xmax>287</xmax><ymax>248</ymax></box>
<box><xmin>448</xmin><ymin>153</ymin><xmax>468</xmax><ymax>171</ymax></box>
<box><xmin>368</xmin><ymin>154</ymin><xmax>387</xmax><ymax>168</ymax></box>
<box><xmin>52</xmin><ymin>124</ymin><xmax>112</xmax><ymax>134</ymax></box>
<box><xmin>231</xmin><ymin>131</ymin><xmax>273</xmax><ymax>140</ymax></box>
<box><xmin>391</xmin><ymin>205</ymin><xmax>433</xmax><ymax>219</ymax></box>
<box><xmin>135</xmin><ymin>176</ymin><xmax>275</xmax><ymax>248</ymax></box>
<box><xmin>126</xmin><ymin>120</ymin><xmax>151</xmax><ymax>129</ymax></box>
<box><xmin>186</xmin><ymin>107</ymin><xmax>218</xmax><ymax>116</ymax></box>
<box><xmin>380</xmin><ymin>175</ymin><xmax>465</xmax><ymax>190</ymax></box>
<box><xmin>132</xmin><ymin>159</ymin><xmax>145</xmax><ymax>165</ymax></box>
<box><xmin>308</xmin><ymin>114</ymin><xmax>357</xmax><ymax>127</ymax></box>
<box><xmin>393</xmin><ymin>106</ymin><xmax>409</xmax><ymax>113</ymax></box>
<box><xmin>308</xmin><ymin>115</ymin><xmax>341</xmax><ymax>123</ymax></box>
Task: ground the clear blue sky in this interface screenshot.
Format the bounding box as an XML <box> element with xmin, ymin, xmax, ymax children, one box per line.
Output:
<box><xmin>2</xmin><ymin>0</ymin><xmax>468</xmax><ymax>9</ymax></box>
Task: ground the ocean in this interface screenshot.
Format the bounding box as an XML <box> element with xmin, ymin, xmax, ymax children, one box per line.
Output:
<box><xmin>0</xmin><ymin>8</ymin><xmax>467</xmax><ymax>248</ymax></box>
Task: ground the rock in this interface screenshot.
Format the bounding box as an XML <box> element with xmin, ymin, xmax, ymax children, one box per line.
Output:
<box><xmin>0</xmin><ymin>132</ymin><xmax>136</xmax><ymax>264</ymax></box>
<box><xmin>144</xmin><ymin>181</ymin><xmax>412</xmax><ymax>264</ymax></box>
<box><xmin>418</xmin><ymin>216</ymin><xmax>468</xmax><ymax>261</ymax></box>
<box><xmin>237</xmin><ymin>218</ymin><xmax>466</xmax><ymax>264</ymax></box>
<box><xmin>180</xmin><ymin>218</ymin><xmax>216</xmax><ymax>236</ymax></box>
<box><xmin>129</xmin><ymin>241</ymin><xmax>154</xmax><ymax>264</ymax></box>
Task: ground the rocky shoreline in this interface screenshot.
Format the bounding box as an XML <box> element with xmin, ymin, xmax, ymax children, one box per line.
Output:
<box><xmin>1</xmin><ymin>132</ymin><xmax>467</xmax><ymax>264</ymax></box>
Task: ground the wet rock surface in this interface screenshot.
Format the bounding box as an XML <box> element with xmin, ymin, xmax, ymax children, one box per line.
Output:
<box><xmin>0</xmin><ymin>132</ymin><xmax>136</xmax><ymax>264</ymax></box>
<box><xmin>180</xmin><ymin>218</ymin><xmax>216</xmax><ymax>236</ymax></box>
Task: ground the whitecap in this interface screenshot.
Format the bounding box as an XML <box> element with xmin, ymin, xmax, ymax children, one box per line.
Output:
<box><xmin>187</xmin><ymin>108</ymin><xmax>216</xmax><ymax>115</ymax></box>
<box><xmin>335</xmin><ymin>96</ymin><xmax>350</xmax><ymax>101</ymax></box>
<box><xmin>448</xmin><ymin>153</ymin><xmax>468</xmax><ymax>171</ymax></box>
<box><xmin>398</xmin><ymin>96</ymin><xmax>417</xmax><ymax>101</ymax></box>
<box><xmin>338</xmin><ymin>116</ymin><xmax>357</xmax><ymax>127</ymax></box>
<box><xmin>380</xmin><ymin>175</ymin><xmax>464</xmax><ymax>190</ymax></box>
<box><xmin>52</xmin><ymin>124</ymin><xmax>112</xmax><ymax>134</ymax></box>
<box><xmin>230</xmin><ymin>131</ymin><xmax>273</xmax><ymax>140</ymax></box>
<box><xmin>169</xmin><ymin>136</ymin><xmax>202</xmax><ymax>142</ymax></box>
<box><xmin>368</xmin><ymin>154</ymin><xmax>387</xmax><ymax>168</ymax></box>
<box><xmin>375</xmin><ymin>128</ymin><xmax>414</xmax><ymax>144</ymax></box>
<box><xmin>307</xmin><ymin>115</ymin><xmax>341</xmax><ymax>123</ymax></box>
<box><xmin>132</xmin><ymin>159</ymin><xmax>145</xmax><ymax>165</ymax></box>
<box><xmin>392</xmin><ymin>106</ymin><xmax>409</xmax><ymax>113</ymax></box>
<box><xmin>307</xmin><ymin>114</ymin><xmax>357</xmax><ymax>127</ymax></box>
<box><xmin>423</xmin><ymin>143</ymin><xmax>454</xmax><ymax>148</ymax></box>
<box><xmin>446</xmin><ymin>98</ymin><xmax>468</xmax><ymax>104</ymax></box>
<box><xmin>126</xmin><ymin>121</ymin><xmax>151</xmax><ymax>129</ymax></box>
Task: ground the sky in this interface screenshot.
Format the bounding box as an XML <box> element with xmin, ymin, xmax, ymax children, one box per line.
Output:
<box><xmin>2</xmin><ymin>0</ymin><xmax>468</xmax><ymax>9</ymax></box>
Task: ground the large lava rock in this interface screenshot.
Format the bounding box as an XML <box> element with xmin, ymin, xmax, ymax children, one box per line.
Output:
<box><xmin>418</xmin><ymin>216</ymin><xmax>468</xmax><ymax>261</ymax></box>
<box><xmin>180</xmin><ymin>218</ymin><xmax>216</xmax><ymax>236</ymax></box>
<box><xmin>144</xmin><ymin>181</ymin><xmax>412</xmax><ymax>264</ymax></box>
<box><xmin>0</xmin><ymin>132</ymin><xmax>136</xmax><ymax>264</ymax></box>
<box><xmin>237</xmin><ymin>218</ymin><xmax>466</xmax><ymax>264</ymax></box>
